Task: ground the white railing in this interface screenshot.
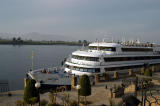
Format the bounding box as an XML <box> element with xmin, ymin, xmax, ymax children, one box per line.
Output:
<box><xmin>69</xmin><ymin>58</ymin><xmax>101</xmax><ymax>66</ymax></box>
<box><xmin>30</xmin><ymin>66</ymin><xmax>63</xmax><ymax>74</ymax></box>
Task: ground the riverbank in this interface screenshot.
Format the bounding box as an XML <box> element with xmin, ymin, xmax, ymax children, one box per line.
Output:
<box><xmin>0</xmin><ymin>40</ymin><xmax>88</xmax><ymax>46</ymax></box>
<box><xmin>2</xmin><ymin>72</ymin><xmax>160</xmax><ymax>106</ymax></box>
<box><xmin>0</xmin><ymin>80</ymin><xmax>122</xmax><ymax>106</ymax></box>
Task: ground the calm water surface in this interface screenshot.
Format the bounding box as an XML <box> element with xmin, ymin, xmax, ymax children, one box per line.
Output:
<box><xmin>0</xmin><ymin>45</ymin><xmax>80</xmax><ymax>90</ymax></box>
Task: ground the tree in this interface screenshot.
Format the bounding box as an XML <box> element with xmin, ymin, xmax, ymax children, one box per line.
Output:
<box><xmin>16</xmin><ymin>37</ymin><xmax>23</xmax><ymax>43</ymax></box>
<box><xmin>83</xmin><ymin>40</ymin><xmax>88</xmax><ymax>45</ymax></box>
<box><xmin>23</xmin><ymin>79</ymin><xmax>39</xmax><ymax>105</ymax></box>
<box><xmin>28</xmin><ymin>97</ymin><xmax>38</xmax><ymax>106</ymax></box>
<box><xmin>40</xmin><ymin>99</ymin><xmax>48</xmax><ymax>106</ymax></box>
<box><xmin>144</xmin><ymin>67</ymin><xmax>152</xmax><ymax>77</ymax></box>
<box><xmin>79</xmin><ymin>75</ymin><xmax>91</xmax><ymax>104</ymax></box>
<box><xmin>144</xmin><ymin>65</ymin><xmax>152</xmax><ymax>85</ymax></box>
<box><xmin>122</xmin><ymin>95</ymin><xmax>140</xmax><ymax>106</ymax></box>
<box><xmin>78</xmin><ymin>40</ymin><xmax>82</xmax><ymax>44</ymax></box>
<box><xmin>17</xmin><ymin>37</ymin><xmax>21</xmax><ymax>41</ymax></box>
<box><xmin>15</xmin><ymin>100</ymin><xmax>26</xmax><ymax>106</ymax></box>
<box><xmin>12</xmin><ymin>37</ymin><xmax>16</xmax><ymax>42</ymax></box>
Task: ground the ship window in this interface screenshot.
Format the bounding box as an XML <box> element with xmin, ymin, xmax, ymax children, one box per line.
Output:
<box><xmin>95</xmin><ymin>68</ymin><xmax>100</xmax><ymax>73</ymax></box>
<box><xmin>72</xmin><ymin>55</ymin><xmax>99</xmax><ymax>62</ymax></box>
<box><xmin>89</xmin><ymin>46</ymin><xmax>116</xmax><ymax>51</ymax></box>
<box><xmin>89</xmin><ymin>46</ymin><xmax>97</xmax><ymax>50</ymax></box>
<box><xmin>83</xmin><ymin>69</ymin><xmax>87</xmax><ymax>72</ymax></box>
<box><xmin>66</xmin><ymin>65</ymin><xmax>69</xmax><ymax>68</ymax></box>
<box><xmin>105</xmin><ymin>65</ymin><xmax>143</xmax><ymax>72</ymax></box>
<box><xmin>67</xmin><ymin>66</ymin><xmax>100</xmax><ymax>73</ymax></box>
<box><xmin>92</xmin><ymin>69</ymin><xmax>95</xmax><ymax>73</ymax></box>
<box><xmin>104</xmin><ymin>56</ymin><xmax>160</xmax><ymax>62</ymax></box>
<box><xmin>121</xmin><ymin>48</ymin><xmax>153</xmax><ymax>52</ymax></box>
<box><xmin>87</xmin><ymin>69</ymin><xmax>93</xmax><ymax>72</ymax></box>
<box><xmin>87</xmin><ymin>69</ymin><xmax>91</xmax><ymax>72</ymax></box>
<box><xmin>100</xmin><ymin>47</ymin><xmax>116</xmax><ymax>51</ymax></box>
<box><xmin>76</xmin><ymin>68</ymin><xmax>79</xmax><ymax>71</ymax></box>
<box><xmin>80</xmin><ymin>68</ymin><xmax>83</xmax><ymax>72</ymax></box>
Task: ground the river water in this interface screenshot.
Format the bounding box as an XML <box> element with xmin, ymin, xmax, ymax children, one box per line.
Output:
<box><xmin>0</xmin><ymin>45</ymin><xmax>80</xmax><ymax>90</ymax></box>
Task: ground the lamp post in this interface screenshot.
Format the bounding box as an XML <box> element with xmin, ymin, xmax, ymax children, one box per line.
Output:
<box><xmin>76</xmin><ymin>84</ymin><xmax>81</xmax><ymax>106</ymax></box>
<box><xmin>35</xmin><ymin>82</ymin><xmax>41</xmax><ymax>106</ymax></box>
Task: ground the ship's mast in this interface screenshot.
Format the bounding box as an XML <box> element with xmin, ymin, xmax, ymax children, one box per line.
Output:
<box><xmin>97</xmin><ymin>39</ymin><xmax>99</xmax><ymax>51</ymax></box>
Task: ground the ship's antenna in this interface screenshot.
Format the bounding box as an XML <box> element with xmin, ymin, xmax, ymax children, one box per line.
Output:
<box><xmin>97</xmin><ymin>39</ymin><xmax>99</xmax><ymax>51</ymax></box>
<box><xmin>131</xmin><ymin>39</ymin><xmax>134</xmax><ymax>44</ymax></box>
<box><xmin>136</xmin><ymin>38</ymin><xmax>140</xmax><ymax>44</ymax></box>
<box><xmin>122</xmin><ymin>37</ymin><xmax>125</xmax><ymax>44</ymax></box>
<box><xmin>129</xmin><ymin>38</ymin><xmax>134</xmax><ymax>45</ymax></box>
<box><xmin>112</xmin><ymin>37</ymin><xmax>114</xmax><ymax>43</ymax></box>
<box><xmin>96</xmin><ymin>38</ymin><xmax>98</xmax><ymax>42</ymax></box>
<box><xmin>102</xmin><ymin>38</ymin><xmax>106</xmax><ymax>42</ymax></box>
<box><xmin>129</xmin><ymin>39</ymin><xmax>132</xmax><ymax>44</ymax></box>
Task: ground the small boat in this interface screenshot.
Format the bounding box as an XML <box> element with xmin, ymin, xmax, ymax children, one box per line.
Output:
<box><xmin>27</xmin><ymin>67</ymin><xmax>72</xmax><ymax>91</ymax></box>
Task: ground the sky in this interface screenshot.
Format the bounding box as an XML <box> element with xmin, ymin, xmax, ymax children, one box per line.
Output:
<box><xmin>0</xmin><ymin>0</ymin><xmax>160</xmax><ymax>43</ymax></box>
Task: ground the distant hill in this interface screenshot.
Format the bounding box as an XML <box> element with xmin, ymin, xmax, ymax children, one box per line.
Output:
<box><xmin>0</xmin><ymin>32</ymin><xmax>76</xmax><ymax>41</ymax></box>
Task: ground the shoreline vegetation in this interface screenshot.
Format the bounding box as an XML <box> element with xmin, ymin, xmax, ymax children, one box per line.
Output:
<box><xmin>0</xmin><ymin>37</ymin><xmax>89</xmax><ymax>46</ymax></box>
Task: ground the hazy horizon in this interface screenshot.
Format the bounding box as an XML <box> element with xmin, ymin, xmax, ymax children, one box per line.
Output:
<box><xmin>0</xmin><ymin>0</ymin><xmax>160</xmax><ymax>43</ymax></box>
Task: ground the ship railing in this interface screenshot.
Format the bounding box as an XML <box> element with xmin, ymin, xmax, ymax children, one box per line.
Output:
<box><xmin>121</xmin><ymin>42</ymin><xmax>154</xmax><ymax>47</ymax></box>
<box><xmin>30</xmin><ymin>67</ymin><xmax>64</xmax><ymax>74</ymax></box>
<box><xmin>0</xmin><ymin>80</ymin><xmax>9</xmax><ymax>93</ymax></box>
<box><xmin>66</xmin><ymin>59</ymin><xmax>101</xmax><ymax>66</ymax></box>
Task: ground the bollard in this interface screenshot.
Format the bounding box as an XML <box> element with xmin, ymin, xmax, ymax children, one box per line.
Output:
<box><xmin>158</xmin><ymin>64</ymin><xmax>160</xmax><ymax>72</ymax></box>
<box><xmin>95</xmin><ymin>74</ymin><xmax>100</xmax><ymax>83</ymax></box>
<box><xmin>152</xmin><ymin>65</ymin><xmax>155</xmax><ymax>72</ymax></box>
<box><xmin>128</xmin><ymin>69</ymin><xmax>133</xmax><ymax>77</ymax></box>
<box><xmin>103</xmin><ymin>72</ymin><xmax>110</xmax><ymax>81</ymax></box>
<box><xmin>24</xmin><ymin>78</ymin><xmax>28</xmax><ymax>88</ymax></box>
<box><xmin>107</xmin><ymin>88</ymin><xmax>113</xmax><ymax>98</ymax></box>
<box><xmin>113</xmin><ymin>71</ymin><xmax>118</xmax><ymax>79</ymax></box>
<box><xmin>141</xmin><ymin>67</ymin><xmax>145</xmax><ymax>74</ymax></box>
<box><xmin>71</xmin><ymin>76</ymin><xmax>77</xmax><ymax>89</ymax></box>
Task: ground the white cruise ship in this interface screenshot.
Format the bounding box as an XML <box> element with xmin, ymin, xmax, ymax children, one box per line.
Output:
<box><xmin>64</xmin><ymin>40</ymin><xmax>160</xmax><ymax>76</ymax></box>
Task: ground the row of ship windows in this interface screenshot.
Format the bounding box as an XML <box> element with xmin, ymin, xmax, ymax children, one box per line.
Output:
<box><xmin>72</xmin><ymin>55</ymin><xmax>99</xmax><ymax>61</ymax></box>
<box><xmin>121</xmin><ymin>48</ymin><xmax>153</xmax><ymax>52</ymax></box>
<box><xmin>65</xmin><ymin>65</ymin><xmax>144</xmax><ymax>73</ymax></box>
<box><xmin>65</xmin><ymin>64</ymin><xmax>158</xmax><ymax>73</ymax></box>
<box><xmin>72</xmin><ymin>55</ymin><xmax>160</xmax><ymax>62</ymax></box>
<box><xmin>89</xmin><ymin>46</ymin><xmax>116</xmax><ymax>51</ymax></box>
<box><xmin>65</xmin><ymin>65</ymin><xmax>100</xmax><ymax>73</ymax></box>
<box><xmin>104</xmin><ymin>65</ymin><xmax>143</xmax><ymax>71</ymax></box>
<box><xmin>104</xmin><ymin>56</ymin><xmax>160</xmax><ymax>62</ymax></box>
<box><xmin>66</xmin><ymin>64</ymin><xmax>153</xmax><ymax>73</ymax></box>
<box><xmin>89</xmin><ymin>46</ymin><xmax>153</xmax><ymax>52</ymax></box>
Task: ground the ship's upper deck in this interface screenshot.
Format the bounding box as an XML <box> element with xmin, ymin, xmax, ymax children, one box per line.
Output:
<box><xmin>72</xmin><ymin>50</ymin><xmax>105</xmax><ymax>57</ymax></box>
<box><xmin>72</xmin><ymin>42</ymin><xmax>160</xmax><ymax>58</ymax></box>
<box><xmin>89</xmin><ymin>42</ymin><xmax>157</xmax><ymax>48</ymax></box>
